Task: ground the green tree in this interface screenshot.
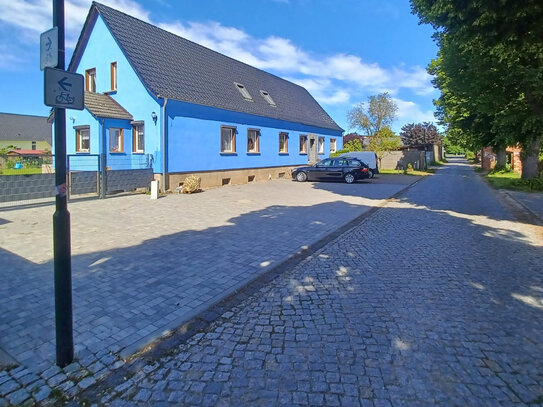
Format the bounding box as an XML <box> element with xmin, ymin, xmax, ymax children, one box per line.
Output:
<box><xmin>330</xmin><ymin>139</ymin><xmax>363</xmax><ymax>157</ymax></box>
<box><xmin>368</xmin><ymin>127</ymin><xmax>402</xmax><ymax>168</ymax></box>
<box><xmin>0</xmin><ymin>145</ymin><xmax>17</xmax><ymax>155</ymax></box>
<box><xmin>411</xmin><ymin>0</ymin><xmax>543</xmax><ymax>178</ymax></box>
<box><xmin>347</xmin><ymin>92</ymin><xmax>398</xmax><ymax>136</ymax></box>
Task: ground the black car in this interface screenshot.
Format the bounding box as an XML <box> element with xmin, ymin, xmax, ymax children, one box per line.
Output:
<box><xmin>291</xmin><ymin>157</ymin><xmax>371</xmax><ymax>184</ymax></box>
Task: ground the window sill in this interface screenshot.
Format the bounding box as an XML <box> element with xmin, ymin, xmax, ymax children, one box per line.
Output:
<box><xmin>132</xmin><ymin>152</ymin><xmax>145</xmax><ymax>155</ymax></box>
<box><xmin>109</xmin><ymin>152</ymin><xmax>126</xmax><ymax>154</ymax></box>
<box><xmin>220</xmin><ymin>152</ymin><xmax>237</xmax><ymax>156</ymax></box>
<box><xmin>104</xmin><ymin>90</ymin><xmax>117</xmax><ymax>95</ymax></box>
<box><xmin>76</xmin><ymin>151</ymin><xmax>90</xmax><ymax>154</ymax></box>
<box><xmin>299</xmin><ymin>153</ymin><xmax>307</xmax><ymax>155</ymax></box>
<box><xmin>246</xmin><ymin>152</ymin><xmax>261</xmax><ymax>156</ymax></box>
<box><xmin>279</xmin><ymin>153</ymin><xmax>289</xmax><ymax>155</ymax></box>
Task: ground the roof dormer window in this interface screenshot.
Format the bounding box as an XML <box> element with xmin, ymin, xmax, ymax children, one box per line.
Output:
<box><xmin>234</xmin><ymin>82</ymin><xmax>253</xmax><ymax>101</ymax></box>
<box><xmin>260</xmin><ymin>90</ymin><xmax>276</xmax><ymax>107</ymax></box>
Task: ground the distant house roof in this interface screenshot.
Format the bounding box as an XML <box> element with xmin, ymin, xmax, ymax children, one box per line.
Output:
<box><xmin>0</xmin><ymin>113</ymin><xmax>52</xmax><ymax>144</ymax></box>
<box><xmin>84</xmin><ymin>92</ymin><xmax>133</xmax><ymax>120</ymax></box>
<box><xmin>69</xmin><ymin>2</ymin><xmax>343</xmax><ymax>133</ymax></box>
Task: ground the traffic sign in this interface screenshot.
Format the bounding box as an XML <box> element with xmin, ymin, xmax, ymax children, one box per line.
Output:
<box><xmin>40</xmin><ymin>27</ymin><xmax>58</xmax><ymax>70</ymax></box>
<box><xmin>44</xmin><ymin>68</ymin><xmax>84</xmax><ymax>110</ymax></box>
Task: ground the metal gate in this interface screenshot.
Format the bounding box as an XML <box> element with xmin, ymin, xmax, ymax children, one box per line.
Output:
<box><xmin>0</xmin><ymin>154</ymin><xmax>154</xmax><ymax>207</ymax></box>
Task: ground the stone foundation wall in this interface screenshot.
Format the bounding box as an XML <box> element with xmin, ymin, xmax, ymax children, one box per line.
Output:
<box><xmin>166</xmin><ymin>166</ymin><xmax>295</xmax><ymax>191</ymax></box>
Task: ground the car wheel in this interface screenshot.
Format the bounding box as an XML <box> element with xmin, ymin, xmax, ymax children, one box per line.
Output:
<box><xmin>296</xmin><ymin>171</ymin><xmax>307</xmax><ymax>182</ymax></box>
<box><xmin>367</xmin><ymin>169</ymin><xmax>374</xmax><ymax>178</ymax></box>
<box><xmin>344</xmin><ymin>173</ymin><xmax>355</xmax><ymax>184</ymax></box>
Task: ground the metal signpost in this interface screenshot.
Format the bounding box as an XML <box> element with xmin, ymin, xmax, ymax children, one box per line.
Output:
<box><xmin>42</xmin><ymin>0</ymin><xmax>84</xmax><ymax>367</ymax></box>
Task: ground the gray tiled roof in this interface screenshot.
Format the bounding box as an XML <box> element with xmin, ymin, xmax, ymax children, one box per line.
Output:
<box><xmin>0</xmin><ymin>113</ymin><xmax>52</xmax><ymax>144</ymax></box>
<box><xmin>84</xmin><ymin>92</ymin><xmax>133</xmax><ymax>120</ymax></box>
<box><xmin>71</xmin><ymin>2</ymin><xmax>342</xmax><ymax>132</ymax></box>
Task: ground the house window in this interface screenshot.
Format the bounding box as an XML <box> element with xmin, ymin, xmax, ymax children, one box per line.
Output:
<box><xmin>279</xmin><ymin>132</ymin><xmax>288</xmax><ymax>153</ymax></box>
<box><xmin>85</xmin><ymin>68</ymin><xmax>96</xmax><ymax>92</ymax></box>
<box><xmin>247</xmin><ymin>129</ymin><xmax>260</xmax><ymax>153</ymax></box>
<box><xmin>330</xmin><ymin>138</ymin><xmax>337</xmax><ymax>153</ymax></box>
<box><xmin>234</xmin><ymin>82</ymin><xmax>253</xmax><ymax>101</ymax></box>
<box><xmin>110</xmin><ymin>62</ymin><xmax>117</xmax><ymax>91</ymax></box>
<box><xmin>75</xmin><ymin>126</ymin><xmax>90</xmax><ymax>153</ymax></box>
<box><xmin>31</xmin><ymin>141</ymin><xmax>37</xmax><ymax>150</ymax></box>
<box><xmin>132</xmin><ymin>122</ymin><xmax>144</xmax><ymax>153</ymax></box>
<box><xmin>221</xmin><ymin>126</ymin><xmax>236</xmax><ymax>153</ymax></box>
<box><xmin>260</xmin><ymin>90</ymin><xmax>276</xmax><ymax>107</ymax></box>
<box><xmin>109</xmin><ymin>128</ymin><xmax>124</xmax><ymax>152</ymax></box>
<box><xmin>318</xmin><ymin>137</ymin><xmax>325</xmax><ymax>154</ymax></box>
<box><xmin>299</xmin><ymin>135</ymin><xmax>307</xmax><ymax>154</ymax></box>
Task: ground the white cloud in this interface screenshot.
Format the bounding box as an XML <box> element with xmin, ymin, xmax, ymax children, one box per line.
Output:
<box><xmin>0</xmin><ymin>0</ymin><xmax>149</xmax><ymax>44</ymax></box>
<box><xmin>394</xmin><ymin>98</ymin><xmax>436</xmax><ymax>124</ymax></box>
<box><xmin>0</xmin><ymin>0</ymin><xmax>436</xmax><ymax>123</ymax></box>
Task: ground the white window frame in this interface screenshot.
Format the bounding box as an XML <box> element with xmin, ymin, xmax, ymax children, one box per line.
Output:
<box><xmin>279</xmin><ymin>132</ymin><xmax>288</xmax><ymax>153</ymax></box>
<box><xmin>318</xmin><ymin>137</ymin><xmax>325</xmax><ymax>154</ymax></box>
<box><xmin>85</xmin><ymin>68</ymin><xmax>96</xmax><ymax>92</ymax></box>
<box><xmin>109</xmin><ymin>128</ymin><xmax>124</xmax><ymax>153</ymax></box>
<box><xmin>260</xmin><ymin>90</ymin><xmax>276</xmax><ymax>107</ymax></box>
<box><xmin>110</xmin><ymin>62</ymin><xmax>118</xmax><ymax>91</ymax></box>
<box><xmin>132</xmin><ymin>122</ymin><xmax>144</xmax><ymax>153</ymax></box>
<box><xmin>221</xmin><ymin>126</ymin><xmax>236</xmax><ymax>153</ymax></box>
<box><xmin>330</xmin><ymin>138</ymin><xmax>337</xmax><ymax>154</ymax></box>
<box><xmin>234</xmin><ymin>82</ymin><xmax>253</xmax><ymax>101</ymax></box>
<box><xmin>299</xmin><ymin>135</ymin><xmax>307</xmax><ymax>154</ymax></box>
<box><xmin>75</xmin><ymin>126</ymin><xmax>90</xmax><ymax>153</ymax></box>
<box><xmin>247</xmin><ymin>129</ymin><xmax>260</xmax><ymax>153</ymax></box>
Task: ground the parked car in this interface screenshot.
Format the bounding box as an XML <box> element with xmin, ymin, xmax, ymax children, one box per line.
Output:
<box><xmin>338</xmin><ymin>151</ymin><xmax>378</xmax><ymax>178</ymax></box>
<box><xmin>291</xmin><ymin>157</ymin><xmax>370</xmax><ymax>184</ymax></box>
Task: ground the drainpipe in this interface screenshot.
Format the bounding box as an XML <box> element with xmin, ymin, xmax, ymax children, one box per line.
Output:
<box><xmin>100</xmin><ymin>118</ymin><xmax>107</xmax><ymax>199</ymax></box>
<box><xmin>161</xmin><ymin>97</ymin><xmax>169</xmax><ymax>193</ymax></box>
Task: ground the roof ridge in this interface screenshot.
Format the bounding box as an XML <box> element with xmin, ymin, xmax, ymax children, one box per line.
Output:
<box><xmin>0</xmin><ymin>112</ymin><xmax>49</xmax><ymax>119</ymax></box>
<box><xmin>92</xmin><ymin>2</ymin><xmax>306</xmax><ymax>92</ymax></box>
<box><xmin>80</xmin><ymin>2</ymin><xmax>342</xmax><ymax>132</ymax></box>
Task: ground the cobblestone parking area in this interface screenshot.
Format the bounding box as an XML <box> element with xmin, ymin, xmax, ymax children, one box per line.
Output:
<box><xmin>0</xmin><ymin>176</ymin><xmax>415</xmax><ymax>405</ymax></box>
<box><xmin>77</xmin><ymin>159</ymin><xmax>543</xmax><ymax>406</ymax></box>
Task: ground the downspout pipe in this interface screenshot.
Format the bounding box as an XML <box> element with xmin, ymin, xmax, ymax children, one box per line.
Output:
<box><xmin>100</xmin><ymin>118</ymin><xmax>107</xmax><ymax>199</ymax></box>
<box><xmin>161</xmin><ymin>97</ymin><xmax>169</xmax><ymax>193</ymax></box>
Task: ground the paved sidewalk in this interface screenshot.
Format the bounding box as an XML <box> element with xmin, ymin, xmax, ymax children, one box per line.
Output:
<box><xmin>506</xmin><ymin>190</ymin><xmax>543</xmax><ymax>223</ymax></box>
<box><xmin>0</xmin><ymin>175</ymin><xmax>416</xmax><ymax>405</ymax></box>
<box><xmin>76</xmin><ymin>158</ymin><xmax>543</xmax><ymax>406</ymax></box>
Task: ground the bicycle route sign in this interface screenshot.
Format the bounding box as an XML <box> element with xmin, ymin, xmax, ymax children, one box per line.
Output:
<box><xmin>44</xmin><ymin>67</ymin><xmax>84</xmax><ymax>110</ymax></box>
<box><xmin>40</xmin><ymin>27</ymin><xmax>58</xmax><ymax>70</ymax></box>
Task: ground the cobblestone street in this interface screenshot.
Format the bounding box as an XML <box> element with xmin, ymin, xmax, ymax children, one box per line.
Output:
<box><xmin>77</xmin><ymin>158</ymin><xmax>543</xmax><ymax>406</ymax></box>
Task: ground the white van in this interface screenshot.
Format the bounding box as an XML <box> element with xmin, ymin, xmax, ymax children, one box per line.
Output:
<box><xmin>338</xmin><ymin>151</ymin><xmax>378</xmax><ymax>178</ymax></box>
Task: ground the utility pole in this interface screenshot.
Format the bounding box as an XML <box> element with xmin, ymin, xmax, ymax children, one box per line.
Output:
<box><xmin>52</xmin><ymin>0</ymin><xmax>73</xmax><ymax>367</ymax></box>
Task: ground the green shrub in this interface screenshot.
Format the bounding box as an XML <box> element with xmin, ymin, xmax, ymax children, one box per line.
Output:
<box><xmin>331</xmin><ymin>139</ymin><xmax>363</xmax><ymax>157</ymax></box>
<box><xmin>514</xmin><ymin>177</ymin><xmax>543</xmax><ymax>191</ymax></box>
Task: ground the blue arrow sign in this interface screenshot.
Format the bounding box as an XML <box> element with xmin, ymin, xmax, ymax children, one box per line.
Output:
<box><xmin>58</xmin><ymin>77</ymin><xmax>72</xmax><ymax>91</ymax></box>
<box><xmin>44</xmin><ymin>68</ymin><xmax>84</xmax><ymax>110</ymax></box>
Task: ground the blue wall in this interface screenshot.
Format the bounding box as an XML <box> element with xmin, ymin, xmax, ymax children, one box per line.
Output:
<box><xmin>166</xmin><ymin>100</ymin><xmax>343</xmax><ymax>173</ymax></box>
<box><xmin>66</xmin><ymin>14</ymin><xmax>343</xmax><ymax>175</ymax></box>
<box><xmin>67</xmin><ymin>15</ymin><xmax>162</xmax><ymax>172</ymax></box>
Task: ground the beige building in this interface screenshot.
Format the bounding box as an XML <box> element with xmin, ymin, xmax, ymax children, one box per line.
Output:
<box><xmin>0</xmin><ymin>112</ymin><xmax>52</xmax><ymax>152</ymax></box>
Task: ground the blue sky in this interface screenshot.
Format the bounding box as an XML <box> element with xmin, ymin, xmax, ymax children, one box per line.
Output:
<box><xmin>0</xmin><ymin>0</ymin><xmax>439</xmax><ymax>133</ymax></box>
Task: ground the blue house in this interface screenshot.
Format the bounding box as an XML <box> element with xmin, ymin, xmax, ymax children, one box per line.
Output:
<box><xmin>67</xmin><ymin>2</ymin><xmax>343</xmax><ymax>190</ymax></box>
